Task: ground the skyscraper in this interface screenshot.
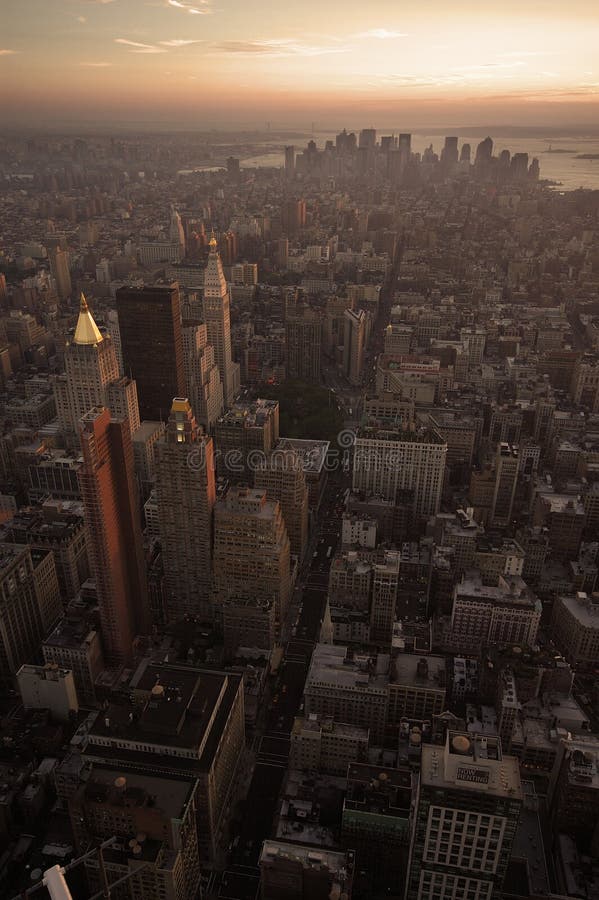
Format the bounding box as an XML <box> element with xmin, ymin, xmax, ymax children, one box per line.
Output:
<box><xmin>285</xmin><ymin>145</ymin><xmax>295</xmax><ymax>179</ymax></box>
<box><xmin>215</xmin><ymin>397</ymin><xmax>279</xmax><ymax>482</ymax></box>
<box><xmin>277</xmin><ymin>237</ymin><xmax>289</xmax><ymax>269</ymax></box>
<box><xmin>510</xmin><ymin>152</ymin><xmax>529</xmax><ymax>181</ymax></box>
<box><xmin>475</xmin><ymin>136</ymin><xmax>494</xmax><ymax>170</ymax></box>
<box><xmin>406</xmin><ymin>732</ymin><xmax>522</xmax><ymax>900</ymax></box>
<box><xmin>78</xmin><ymin>407</ymin><xmax>149</xmax><ymax>664</ymax></box>
<box><xmin>182</xmin><ymin>322</ymin><xmax>224</xmax><ymax>431</ymax></box>
<box><xmin>343</xmin><ymin>308</ymin><xmax>367</xmax><ymax>386</ymax></box>
<box><xmin>285</xmin><ymin>305</ymin><xmax>322</xmax><ymax>382</ymax></box>
<box><xmin>254</xmin><ymin>447</ymin><xmax>309</xmax><ymax>560</ymax></box>
<box><xmin>359</xmin><ymin>128</ymin><xmax>377</xmax><ymax>149</ymax></box>
<box><xmin>369</xmin><ymin>550</ymin><xmax>400</xmax><ymax>646</ymax></box>
<box><xmin>50</xmin><ymin>247</ymin><xmax>72</xmax><ymax>300</ymax></box>
<box><xmin>203</xmin><ymin>235</ymin><xmax>240</xmax><ymax>408</ymax></box>
<box><xmin>156</xmin><ymin>397</ymin><xmax>216</xmax><ymax>622</ymax></box>
<box><xmin>105</xmin><ymin>307</ymin><xmax>124</xmax><ymax>374</ymax></box>
<box><xmin>213</xmin><ymin>487</ymin><xmax>291</xmax><ymax>644</ymax></box>
<box><xmin>398</xmin><ymin>133</ymin><xmax>412</xmax><ymax>171</ymax></box>
<box><xmin>169</xmin><ymin>205</ymin><xmax>186</xmax><ymax>257</ymax></box>
<box><xmin>116</xmin><ymin>283</ymin><xmax>186</xmax><ymax>420</ymax></box>
<box><xmin>282</xmin><ymin>199</ymin><xmax>306</xmax><ymax>234</ymax></box>
<box><xmin>336</xmin><ymin>129</ymin><xmax>357</xmax><ymax>155</ymax></box>
<box><xmin>54</xmin><ymin>293</ymin><xmax>140</xmax><ymax>444</ymax></box>
<box><xmin>491</xmin><ymin>442</ymin><xmax>519</xmax><ymax>527</ymax></box>
<box><xmin>441</xmin><ymin>136</ymin><xmax>459</xmax><ymax>170</ymax></box>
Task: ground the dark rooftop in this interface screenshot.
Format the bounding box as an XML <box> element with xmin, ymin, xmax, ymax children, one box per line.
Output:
<box><xmin>86</xmin><ymin>663</ymin><xmax>242</xmax><ymax>772</ymax></box>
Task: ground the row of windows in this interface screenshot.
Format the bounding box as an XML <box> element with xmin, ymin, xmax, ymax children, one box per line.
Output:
<box><xmin>423</xmin><ymin>806</ymin><xmax>505</xmax><ymax>874</ymax></box>
<box><xmin>419</xmin><ymin>868</ymin><xmax>493</xmax><ymax>900</ymax></box>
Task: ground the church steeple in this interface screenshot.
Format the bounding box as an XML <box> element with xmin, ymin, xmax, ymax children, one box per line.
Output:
<box><xmin>73</xmin><ymin>292</ymin><xmax>104</xmax><ymax>345</ymax></box>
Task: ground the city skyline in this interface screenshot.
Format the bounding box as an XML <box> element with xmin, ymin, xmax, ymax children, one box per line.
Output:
<box><xmin>1</xmin><ymin>0</ymin><xmax>599</xmax><ymax>128</ymax></box>
<box><xmin>3</xmin><ymin>0</ymin><xmax>599</xmax><ymax>888</ymax></box>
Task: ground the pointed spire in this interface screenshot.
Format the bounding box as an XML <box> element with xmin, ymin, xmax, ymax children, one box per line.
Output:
<box><xmin>204</xmin><ymin>234</ymin><xmax>227</xmax><ymax>299</ymax></box>
<box><xmin>73</xmin><ymin>292</ymin><xmax>104</xmax><ymax>345</ymax></box>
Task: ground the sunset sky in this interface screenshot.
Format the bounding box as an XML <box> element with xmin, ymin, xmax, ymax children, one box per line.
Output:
<box><xmin>1</xmin><ymin>0</ymin><xmax>599</xmax><ymax>129</ymax></box>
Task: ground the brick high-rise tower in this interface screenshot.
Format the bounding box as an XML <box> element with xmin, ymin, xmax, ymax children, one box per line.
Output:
<box><xmin>78</xmin><ymin>407</ymin><xmax>149</xmax><ymax>663</ymax></box>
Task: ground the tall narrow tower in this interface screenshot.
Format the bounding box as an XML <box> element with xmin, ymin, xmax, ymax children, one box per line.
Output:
<box><xmin>285</xmin><ymin>304</ymin><xmax>322</xmax><ymax>383</ymax></box>
<box><xmin>78</xmin><ymin>407</ymin><xmax>149</xmax><ymax>664</ymax></box>
<box><xmin>284</xmin><ymin>145</ymin><xmax>295</xmax><ymax>179</ymax></box>
<box><xmin>343</xmin><ymin>308</ymin><xmax>366</xmax><ymax>386</ymax></box>
<box><xmin>116</xmin><ymin>283</ymin><xmax>186</xmax><ymax>421</ymax></box>
<box><xmin>491</xmin><ymin>442</ymin><xmax>519</xmax><ymax>528</ymax></box>
<box><xmin>50</xmin><ymin>247</ymin><xmax>72</xmax><ymax>300</ymax></box>
<box><xmin>54</xmin><ymin>293</ymin><xmax>139</xmax><ymax>444</ymax></box>
<box><xmin>203</xmin><ymin>234</ymin><xmax>240</xmax><ymax>407</ymax></box>
<box><xmin>156</xmin><ymin>397</ymin><xmax>216</xmax><ymax>622</ymax></box>
<box><xmin>169</xmin><ymin>205</ymin><xmax>186</xmax><ymax>257</ymax></box>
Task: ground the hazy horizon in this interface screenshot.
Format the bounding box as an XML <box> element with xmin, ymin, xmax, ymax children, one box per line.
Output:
<box><xmin>5</xmin><ymin>122</ymin><xmax>599</xmax><ymax>138</ymax></box>
<box><xmin>1</xmin><ymin>0</ymin><xmax>599</xmax><ymax>130</ymax></box>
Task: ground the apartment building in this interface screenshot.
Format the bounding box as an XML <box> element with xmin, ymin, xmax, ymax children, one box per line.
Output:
<box><xmin>304</xmin><ymin>644</ymin><xmax>389</xmax><ymax>744</ymax></box>
<box><xmin>353</xmin><ymin>425</ymin><xmax>446</xmax><ymax>519</ymax></box>
<box><xmin>450</xmin><ymin>571</ymin><xmax>541</xmax><ymax>653</ymax></box>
